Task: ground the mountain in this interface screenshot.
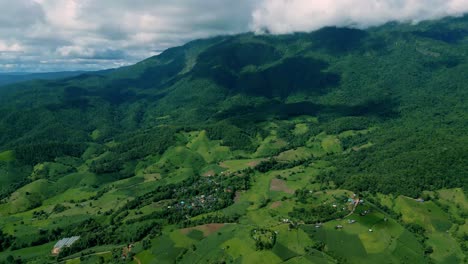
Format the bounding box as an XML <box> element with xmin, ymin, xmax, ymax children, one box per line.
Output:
<box><xmin>0</xmin><ymin>16</ymin><xmax>467</xmax><ymax>263</ymax></box>
<box><xmin>0</xmin><ymin>71</ymin><xmax>91</xmax><ymax>87</ymax></box>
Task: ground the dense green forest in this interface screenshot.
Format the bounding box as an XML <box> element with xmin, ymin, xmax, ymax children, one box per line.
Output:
<box><xmin>0</xmin><ymin>15</ymin><xmax>466</xmax><ymax>263</ymax></box>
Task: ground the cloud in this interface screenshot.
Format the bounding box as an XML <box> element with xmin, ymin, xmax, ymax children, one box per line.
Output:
<box><xmin>0</xmin><ymin>0</ymin><xmax>44</xmax><ymax>28</ymax></box>
<box><xmin>56</xmin><ymin>46</ymin><xmax>127</xmax><ymax>60</ymax></box>
<box><xmin>0</xmin><ymin>0</ymin><xmax>255</xmax><ymax>72</ymax></box>
<box><xmin>0</xmin><ymin>0</ymin><xmax>467</xmax><ymax>72</ymax></box>
<box><xmin>0</xmin><ymin>42</ymin><xmax>24</xmax><ymax>53</ymax></box>
<box><xmin>252</xmin><ymin>0</ymin><xmax>468</xmax><ymax>33</ymax></box>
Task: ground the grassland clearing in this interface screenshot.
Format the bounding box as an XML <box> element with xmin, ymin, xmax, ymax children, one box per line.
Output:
<box><xmin>394</xmin><ymin>196</ymin><xmax>452</xmax><ymax>232</ymax></box>
<box><xmin>180</xmin><ymin>223</ymin><xmax>226</xmax><ymax>237</ymax></box>
<box><xmin>320</xmin><ymin>135</ymin><xmax>343</xmax><ymax>154</ymax></box>
<box><xmin>293</xmin><ymin>123</ymin><xmax>309</xmax><ymax>135</ymax></box>
<box><xmin>185</xmin><ymin>130</ymin><xmax>231</xmax><ymax>163</ymax></box>
<box><xmin>270</xmin><ymin>201</ymin><xmax>282</xmax><ymax>209</ymax></box>
<box><xmin>0</xmin><ymin>150</ymin><xmax>15</xmax><ymax>162</ymax></box>
<box><xmin>0</xmin><ymin>242</ymin><xmax>55</xmax><ymax>263</ymax></box>
<box><xmin>219</xmin><ymin>158</ymin><xmax>265</xmax><ymax>172</ymax></box>
<box><xmin>275</xmin><ymin>147</ymin><xmax>314</xmax><ymax>162</ymax></box>
<box><xmin>270</xmin><ymin>178</ymin><xmax>294</xmax><ymax>194</ymax></box>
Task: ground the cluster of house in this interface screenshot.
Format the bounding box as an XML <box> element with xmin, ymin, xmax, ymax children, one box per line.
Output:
<box><xmin>170</xmin><ymin>194</ymin><xmax>219</xmax><ymax>210</ymax></box>
<box><xmin>347</xmin><ymin>197</ymin><xmax>363</xmax><ymax>205</ymax></box>
<box><xmin>167</xmin><ymin>177</ymin><xmax>227</xmax><ymax>210</ymax></box>
<box><xmin>51</xmin><ymin>236</ymin><xmax>80</xmax><ymax>255</ymax></box>
<box><xmin>326</xmin><ymin>194</ymin><xmax>363</xmax><ymax>212</ymax></box>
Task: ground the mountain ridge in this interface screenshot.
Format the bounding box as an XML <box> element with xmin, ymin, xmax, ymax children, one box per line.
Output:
<box><xmin>0</xmin><ymin>16</ymin><xmax>467</xmax><ymax>263</ymax></box>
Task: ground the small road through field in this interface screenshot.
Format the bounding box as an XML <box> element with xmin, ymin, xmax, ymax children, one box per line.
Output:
<box><xmin>344</xmin><ymin>199</ymin><xmax>360</xmax><ymax>218</ymax></box>
<box><xmin>134</xmin><ymin>256</ymin><xmax>142</xmax><ymax>264</ymax></box>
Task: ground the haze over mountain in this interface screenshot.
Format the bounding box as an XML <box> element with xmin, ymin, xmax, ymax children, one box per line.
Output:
<box><xmin>0</xmin><ymin>71</ymin><xmax>88</xmax><ymax>86</ymax></box>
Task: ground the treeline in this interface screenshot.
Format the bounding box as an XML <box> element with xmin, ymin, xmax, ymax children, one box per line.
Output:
<box><xmin>276</xmin><ymin>123</ymin><xmax>320</xmax><ymax>148</ymax></box>
<box><xmin>8</xmin><ymin>227</ymin><xmax>63</xmax><ymax>251</ymax></box>
<box><xmin>88</xmin><ymin>152</ymin><xmax>124</xmax><ymax>175</ymax></box>
<box><xmin>255</xmin><ymin>158</ymin><xmax>311</xmax><ymax>173</ymax></box>
<box><xmin>340</xmin><ymin>133</ymin><xmax>370</xmax><ymax>150</ymax></box>
<box><xmin>113</xmin><ymin>126</ymin><xmax>177</xmax><ymax>160</ymax></box>
<box><xmin>89</xmin><ymin>127</ymin><xmax>177</xmax><ymax>175</ymax></box>
<box><xmin>320</xmin><ymin>116</ymin><xmax>374</xmax><ymax>135</ymax></box>
<box><xmin>0</xmin><ymin>174</ymin><xmax>31</xmax><ymax>200</ymax></box>
<box><xmin>58</xmin><ymin>219</ymin><xmax>162</xmax><ymax>259</ymax></box>
<box><xmin>0</xmin><ymin>230</ymin><xmax>13</xmax><ymax>251</ymax></box>
<box><xmin>205</xmin><ymin>121</ymin><xmax>255</xmax><ymax>151</ymax></box>
<box><xmin>329</xmin><ymin>134</ymin><xmax>468</xmax><ymax>197</ymax></box>
<box><xmin>14</xmin><ymin>142</ymin><xmax>86</xmax><ymax>166</ymax></box>
<box><xmin>289</xmin><ymin>205</ymin><xmax>347</xmax><ymax>224</ymax></box>
<box><xmin>181</xmin><ymin>214</ymin><xmax>241</xmax><ymax>228</ymax></box>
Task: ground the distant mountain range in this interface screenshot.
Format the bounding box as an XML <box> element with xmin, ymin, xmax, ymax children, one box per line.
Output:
<box><xmin>0</xmin><ymin>72</ymin><xmax>91</xmax><ymax>87</ymax></box>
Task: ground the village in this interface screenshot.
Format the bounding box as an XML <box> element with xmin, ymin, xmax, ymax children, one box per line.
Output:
<box><xmin>278</xmin><ymin>192</ymin><xmax>370</xmax><ymax>231</ymax></box>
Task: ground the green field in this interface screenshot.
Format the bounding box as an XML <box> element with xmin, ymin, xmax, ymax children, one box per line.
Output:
<box><xmin>0</xmin><ymin>150</ymin><xmax>14</xmax><ymax>162</ymax></box>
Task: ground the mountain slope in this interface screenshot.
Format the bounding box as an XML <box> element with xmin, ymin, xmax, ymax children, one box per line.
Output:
<box><xmin>1</xmin><ymin>18</ymin><xmax>466</xmax><ymax>195</ymax></box>
<box><xmin>0</xmin><ymin>16</ymin><xmax>467</xmax><ymax>264</ymax></box>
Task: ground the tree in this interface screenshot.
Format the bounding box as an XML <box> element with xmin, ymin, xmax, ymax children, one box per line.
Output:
<box><xmin>142</xmin><ymin>238</ymin><xmax>151</xmax><ymax>250</ymax></box>
<box><xmin>6</xmin><ymin>255</ymin><xmax>14</xmax><ymax>263</ymax></box>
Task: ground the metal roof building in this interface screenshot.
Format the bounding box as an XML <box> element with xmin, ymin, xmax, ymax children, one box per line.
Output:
<box><xmin>51</xmin><ymin>236</ymin><xmax>80</xmax><ymax>255</ymax></box>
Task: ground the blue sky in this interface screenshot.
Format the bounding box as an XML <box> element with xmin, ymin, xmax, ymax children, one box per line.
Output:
<box><xmin>0</xmin><ymin>0</ymin><xmax>467</xmax><ymax>72</ymax></box>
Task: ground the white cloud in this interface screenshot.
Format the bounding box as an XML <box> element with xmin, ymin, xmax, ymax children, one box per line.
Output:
<box><xmin>0</xmin><ymin>42</ymin><xmax>24</xmax><ymax>52</ymax></box>
<box><xmin>0</xmin><ymin>0</ymin><xmax>255</xmax><ymax>71</ymax></box>
<box><xmin>0</xmin><ymin>0</ymin><xmax>467</xmax><ymax>72</ymax></box>
<box><xmin>252</xmin><ymin>0</ymin><xmax>468</xmax><ymax>33</ymax></box>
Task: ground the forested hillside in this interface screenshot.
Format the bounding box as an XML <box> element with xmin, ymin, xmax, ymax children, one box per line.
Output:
<box><xmin>0</xmin><ymin>15</ymin><xmax>466</xmax><ymax>263</ymax></box>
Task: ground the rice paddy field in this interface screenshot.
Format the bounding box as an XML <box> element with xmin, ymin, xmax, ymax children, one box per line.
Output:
<box><xmin>0</xmin><ymin>127</ymin><xmax>466</xmax><ymax>264</ymax></box>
